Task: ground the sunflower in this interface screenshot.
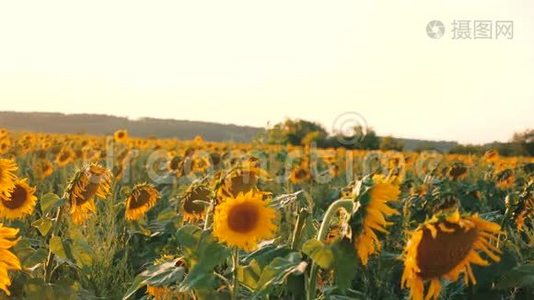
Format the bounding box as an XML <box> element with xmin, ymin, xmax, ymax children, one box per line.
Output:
<box><xmin>213</xmin><ymin>190</ymin><xmax>277</xmax><ymax>252</ymax></box>
<box><xmin>34</xmin><ymin>159</ymin><xmax>54</xmax><ymax>180</ymax></box>
<box><xmin>56</xmin><ymin>147</ymin><xmax>75</xmax><ymax>167</ymax></box>
<box><xmin>495</xmin><ymin>169</ymin><xmax>514</xmax><ymax>189</ymax></box>
<box><xmin>146</xmin><ymin>257</ymin><xmax>190</xmax><ymax>300</ymax></box>
<box><xmin>289</xmin><ymin>166</ymin><xmax>312</xmax><ymax>184</ymax></box>
<box><xmin>0</xmin><ymin>179</ymin><xmax>37</xmax><ymax>220</ymax></box>
<box><xmin>193</xmin><ymin>135</ymin><xmax>204</xmax><ymax>145</ymax></box>
<box><xmin>217</xmin><ymin>163</ymin><xmax>269</xmax><ymax>201</ymax></box>
<box><xmin>0</xmin><ymin>129</ymin><xmax>7</xmax><ymax>139</ymax></box>
<box><xmin>447</xmin><ymin>162</ymin><xmax>467</xmax><ymax>180</ymax></box>
<box><xmin>0</xmin><ymin>139</ymin><xmax>11</xmax><ymax>155</ymax></box>
<box><xmin>401</xmin><ymin>210</ymin><xmax>501</xmax><ymax>300</ymax></box>
<box><xmin>181</xmin><ymin>184</ymin><xmax>213</xmax><ymax>222</ymax></box>
<box><xmin>350</xmin><ymin>175</ymin><xmax>400</xmax><ymax>265</ymax></box>
<box><xmin>0</xmin><ymin>159</ymin><xmax>17</xmax><ymax>200</ymax></box>
<box><xmin>483</xmin><ymin>149</ymin><xmax>499</xmax><ymax>163</ymax></box>
<box><xmin>125</xmin><ymin>183</ymin><xmax>159</xmax><ymax>221</ymax></box>
<box><xmin>64</xmin><ymin>164</ymin><xmax>112</xmax><ymax>224</ymax></box>
<box><xmin>114</xmin><ymin>129</ymin><xmax>128</xmax><ymax>143</ymax></box>
<box><xmin>0</xmin><ymin>223</ymin><xmax>21</xmax><ymax>296</ymax></box>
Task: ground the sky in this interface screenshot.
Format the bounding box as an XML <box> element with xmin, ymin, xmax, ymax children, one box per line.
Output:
<box><xmin>0</xmin><ymin>1</ymin><xmax>533</xmax><ymax>144</ymax></box>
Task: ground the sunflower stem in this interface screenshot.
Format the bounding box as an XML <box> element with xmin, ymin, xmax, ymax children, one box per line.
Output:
<box><xmin>203</xmin><ymin>199</ymin><xmax>215</xmax><ymax>231</ymax></box>
<box><xmin>44</xmin><ymin>204</ymin><xmax>65</xmax><ymax>283</ymax></box>
<box><xmin>291</xmin><ymin>208</ymin><xmax>309</xmax><ymax>250</ymax></box>
<box><xmin>307</xmin><ymin>199</ymin><xmax>356</xmax><ymax>300</ymax></box>
<box><xmin>231</xmin><ymin>247</ymin><xmax>240</xmax><ymax>300</ymax></box>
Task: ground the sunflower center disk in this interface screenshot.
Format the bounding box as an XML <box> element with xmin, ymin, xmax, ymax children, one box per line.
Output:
<box><xmin>229</xmin><ymin>173</ymin><xmax>256</xmax><ymax>196</ymax></box>
<box><xmin>184</xmin><ymin>189</ymin><xmax>209</xmax><ymax>214</ymax></box>
<box><xmin>227</xmin><ymin>203</ymin><xmax>260</xmax><ymax>233</ymax></box>
<box><xmin>129</xmin><ymin>189</ymin><xmax>151</xmax><ymax>209</ymax></box>
<box><xmin>2</xmin><ymin>185</ymin><xmax>27</xmax><ymax>209</ymax></box>
<box><xmin>416</xmin><ymin>222</ymin><xmax>478</xmax><ymax>279</ymax></box>
<box><xmin>78</xmin><ymin>182</ymin><xmax>100</xmax><ymax>205</ymax></box>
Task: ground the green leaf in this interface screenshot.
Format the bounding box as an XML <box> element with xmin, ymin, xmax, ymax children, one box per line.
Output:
<box><xmin>71</xmin><ymin>238</ymin><xmax>93</xmax><ymax>268</ymax></box>
<box><xmin>24</xmin><ymin>249</ymin><xmax>49</xmax><ymax>270</ymax></box>
<box><xmin>49</xmin><ymin>236</ymin><xmax>75</xmax><ymax>266</ymax></box>
<box><xmin>40</xmin><ymin>193</ymin><xmax>64</xmax><ymax>214</ymax></box>
<box><xmin>237</xmin><ymin>259</ymin><xmax>262</xmax><ymax>290</ymax></box>
<box><xmin>32</xmin><ymin>217</ymin><xmax>54</xmax><ymax>236</ymax></box>
<box><xmin>256</xmin><ymin>252</ymin><xmax>307</xmax><ymax>291</ymax></box>
<box><xmin>123</xmin><ymin>259</ymin><xmax>186</xmax><ymax>299</ymax></box>
<box><xmin>331</xmin><ymin>239</ymin><xmax>360</xmax><ymax>291</ymax></box>
<box><xmin>242</xmin><ymin>244</ymin><xmax>292</xmax><ymax>267</ymax></box>
<box><xmin>50</xmin><ymin>236</ymin><xmax>67</xmax><ymax>260</ymax></box>
<box><xmin>496</xmin><ymin>264</ymin><xmax>534</xmax><ymax>289</ymax></box>
<box><xmin>23</xmin><ymin>278</ymin><xmax>81</xmax><ymax>300</ymax></box>
<box><xmin>175</xmin><ymin>225</ymin><xmax>230</xmax><ymax>290</ymax></box>
<box><xmin>302</xmin><ymin>239</ymin><xmax>334</xmax><ymax>269</ymax></box>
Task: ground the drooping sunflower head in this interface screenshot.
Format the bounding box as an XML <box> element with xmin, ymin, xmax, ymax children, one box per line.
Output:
<box><xmin>64</xmin><ymin>163</ymin><xmax>113</xmax><ymax>224</ymax></box>
<box><xmin>0</xmin><ymin>223</ymin><xmax>21</xmax><ymax>296</ymax></box>
<box><xmin>349</xmin><ymin>175</ymin><xmax>400</xmax><ymax>265</ymax></box>
<box><xmin>213</xmin><ymin>190</ymin><xmax>278</xmax><ymax>252</ymax></box>
<box><xmin>217</xmin><ymin>163</ymin><xmax>269</xmax><ymax>201</ymax></box>
<box><xmin>181</xmin><ymin>184</ymin><xmax>213</xmax><ymax>222</ymax></box>
<box><xmin>114</xmin><ymin>129</ymin><xmax>128</xmax><ymax>143</ymax></box>
<box><xmin>483</xmin><ymin>149</ymin><xmax>499</xmax><ymax>163</ymax></box>
<box><xmin>513</xmin><ymin>182</ymin><xmax>533</xmax><ymax>231</ymax></box>
<box><xmin>0</xmin><ymin>178</ymin><xmax>37</xmax><ymax>220</ymax></box>
<box><xmin>401</xmin><ymin>210</ymin><xmax>501</xmax><ymax>300</ymax></box>
<box><xmin>146</xmin><ymin>257</ymin><xmax>189</xmax><ymax>300</ymax></box>
<box><xmin>495</xmin><ymin>168</ymin><xmax>515</xmax><ymax>189</ymax></box>
<box><xmin>125</xmin><ymin>183</ymin><xmax>159</xmax><ymax>221</ymax></box>
<box><xmin>0</xmin><ymin>159</ymin><xmax>17</xmax><ymax>199</ymax></box>
<box><xmin>448</xmin><ymin>162</ymin><xmax>468</xmax><ymax>180</ymax></box>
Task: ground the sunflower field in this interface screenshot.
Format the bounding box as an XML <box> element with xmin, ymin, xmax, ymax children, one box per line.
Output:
<box><xmin>0</xmin><ymin>128</ymin><xmax>533</xmax><ymax>300</ymax></box>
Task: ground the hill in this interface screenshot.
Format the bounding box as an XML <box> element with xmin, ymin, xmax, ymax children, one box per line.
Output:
<box><xmin>0</xmin><ymin>111</ymin><xmax>261</xmax><ymax>142</ymax></box>
<box><xmin>0</xmin><ymin>111</ymin><xmax>459</xmax><ymax>151</ymax></box>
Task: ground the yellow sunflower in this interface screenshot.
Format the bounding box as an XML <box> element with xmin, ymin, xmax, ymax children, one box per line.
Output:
<box><xmin>401</xmin><ymin>210</ymin><xmax>501</xmax><ymax>300</ymax></box>
<box><xmin>495</xmin><ymin>169</ymin><xmax>514</xmax><ymax>189</ymax></box>
<box><xmin>34</xmin><ymin>159</ymin><xmax>54</xmax><ymax>180</ymax></box>
<box><xmin>181</xmin><ymin>184</ymin><xmax>212</xmax><ymax>222</ymax></box>
<box><xmin>125</xmin><ymin>183</ymin><xmax>159</xmax><ymax>221</ymax></box>
<box><xmin>351</xmin><ymin>175</ymin><xmax>400</xmax><ymax>265</ymax></box>
<box><xmin>289</xmin><ymin>166</ymin><xmax>312</xmax><ymax>184</ymax></box>
<box><xmin>56</xmin><ymin>147</ymin><xmax>75</xmax><ymax>167</ymax></box>
<box><xmin>0</xmin><ymin>139</ymin><xmax>11</xmax><ymax>155</ymax></box>
<box><xmin>64</xmin><ymin>164</ymin><xmax>112</xmax><ymax>224</ymax></box>
<box><xmin>193</xmin><ymin>135</ymin><xmax>204</xmax><ymax>144</ymax></box>
<box><xmin>0</xmin><ymin>179</ymin><xmax>37</xmax><ymax>220</ymax></box>
<box><xmin>213</xmin><ymin>190</ymin><xmax>277</xmax><ymax>252</ymax></box>
<box><xmin>114</xmin><ymin>129</ymin><xmax>128</xmax><ymax>143</ymax></box>
<box><xmin>0</xmin><ymin>223</ymin><xmax>21</xmax><ymax>296</ymax></box>
<box><xmin>0</xmin><ymin>159</ymin><xmax>17</xmax><ymax>200</ymax></box>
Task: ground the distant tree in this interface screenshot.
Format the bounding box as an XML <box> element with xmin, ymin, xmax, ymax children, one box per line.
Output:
<box><xmin>511</xmin><ymin>129</ymin><xmax>534</xmax><ymax>156</ymax></box>
<box><xmin>379</xmin><ymin>136</ymin><xmax>404</xmax><ymax>151</ymax></box>
<box><xmin>449</xmin><ymin>144</ymin><xmax>484</xmax><ymax>155</ymax></box>
<box><xmin>264</xmin><ymin>119</ymin><xmax>328</xmax><ymax>146</ymax></box>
